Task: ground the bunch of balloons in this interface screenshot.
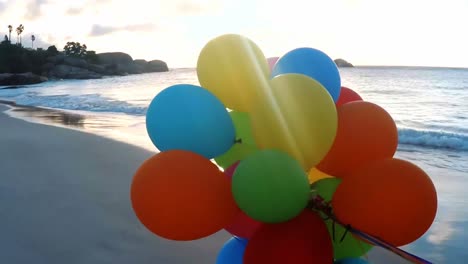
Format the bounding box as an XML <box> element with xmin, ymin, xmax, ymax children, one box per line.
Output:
<box><xmin>130</xmin><ymin>34</ymin><xmax>438</xmax><ymax>263</ymax></box>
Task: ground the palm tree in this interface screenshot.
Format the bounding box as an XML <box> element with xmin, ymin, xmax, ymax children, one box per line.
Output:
<box><xmin>31</xmin><ymin>35</ymin><xmax>35</xmax><ymax>49</ymax></box>
<box><xmin>16</xmin><ymin>26</ymin><xmax>20</xmax><ymax>45</ymax></box>
<box><xmin>19</xmin><ymin>24</ymin><xmax>24</xmax><ymax>45</ymax></box>
<box><xmin>8</xmin><ymin>25</ymin><xmax>12</xmax><ymax>42</ymax></box>
<box><xmin>16</xmin><ymin>24</ymin><xmax>24</xmax><ymax>46</ymax></box>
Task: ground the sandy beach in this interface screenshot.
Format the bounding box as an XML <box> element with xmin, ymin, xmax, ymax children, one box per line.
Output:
<box><xmin>0</xmin><ymin>103</ymin><xmax>415</xmax><ymax>263</ymax></box>
<box><xmin>0</xmin><ymin>104</ymin><xmax>231</xmax><ymax>263</ymax></box>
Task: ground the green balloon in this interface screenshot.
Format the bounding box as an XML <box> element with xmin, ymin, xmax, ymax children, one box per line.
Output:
<box><xmin>311</xmin><ymin>178</ymin><xmax>372</xmax><ymax>259</ymax></box>
<box><xmin>326</xmin><ymin>220</ymin><xmax>373</xmax><ymax>260</ymax></box>
<box><xmin>310</xmin><ymin>178</ymin><xmax>342</xmax><ymax>202</ymax></box>
<box><xmin>215</xmin><ymin>111</ymin><xmax>258</xmax><ymax>169</ymax></box>
<box><xmin>232</xmin><ymin>149</ymin><xmax>310</xmax><ymax>223</ymax></box>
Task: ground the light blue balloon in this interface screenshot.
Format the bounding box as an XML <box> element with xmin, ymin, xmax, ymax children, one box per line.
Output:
<box><xmin>216</xmin><ymin>237</ymin><xmax>248</xmax><ymax>264</ymax></box>
<box><xmin>334</xmin><ymin>258</ymin><xmax>370</xmax><ymax>264</ymax></box>
<box><xmin>271</xmin><ymin>47</ymin><xmax>341</xmax><ymax>102</ymax></box>
<box><xmin>146</xmin><ymin>84</ymin><xmax>235</xmax><ymax>158</ymax></box>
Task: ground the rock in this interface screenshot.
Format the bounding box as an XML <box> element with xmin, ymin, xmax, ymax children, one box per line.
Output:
<box><xmin>134</xmin><ymin>59</ymin><xmax>150</xmax><ymax>73</ymax></box>
<box><xmin>41</xmin><ymin>62</ymin><xmax>55</xmax><ymax>72</ymax></box>
<box><xmin>133</xmin><ymin>59</ymin><xmax>148</xmax><ymax>67</ymax></box>
<box><xmin>46</xmin><ymin>54</ymin><xmax>66</xmax><ymax>64</ymax></box>
<box><xmin>97</xmin><ymin>52</ymin><xmax>133</xmax><ymax>65</ymax></box>
<box><xmin>0</xmin><ymin>72</ymin><xmax>48</xmax><ymax>86</ymax></box>
<box><xmin>48</xmin><ymin>64</ymin><xmax>102</xmax><ymax>79</ymax></box>
<box><xmin>334</xmin><ymin>58</ymin><xmax>354</xmax><ymax>67</ymax></box>
<box><xmin>116</xmin><ymin>62</ymin><xmax>144</xmax><ymax>75</ymax></box>
<box><xmin>100</xmin><ymin>64</ymin><xmax>125</xmax><ymax>76</ymax></box>
<box><xmin>63</xmin><ymin>57</ymin><xmax>88</xmax><ymax>69</ymax></box>
<box><xmin>87</xmin><ymin>64</ymin><xmax>109</xmax><ymax>75</ymax></box>
<box><xmin>146</xmin><ymin>60</ymin><xmax>169</xmax><ymax>72</ymax></box>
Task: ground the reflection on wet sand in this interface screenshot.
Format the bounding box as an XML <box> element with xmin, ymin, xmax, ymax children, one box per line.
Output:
<box><xmin>1</xmin><ymin>101</ymin><xmax>155</xmax><ymax>151</ymax></box>
<box><xmin>11</xmin><ymin>106</ymin><xmax>87</xmax><ymax>127</ymax></box>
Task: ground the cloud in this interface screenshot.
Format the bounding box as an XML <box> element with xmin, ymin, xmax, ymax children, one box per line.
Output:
<box><xmin>0</xmin><ymin>0</ymin><xmax>13</xmax><ymax>15</ymax></box>
<box><xmin>176</xmin><ymin>2</ymin><xmax>209</xmax><ymax>14</ymax></box>
<box><xmin>25</xmin><ymin>0</ymin><xmax>48</xmax><ymax>20</ymax></box>
<box><xmin>89</xmin><ymin>23</ymin><xmax>156</xmax><ymax>37</ymax></box>
<box><xmin>66</xmin><ymin>7</ymin><xmax>82</xmax><ymax>15</ymax></box>
<box><xmin>174</xmin><ymin>0</ymin><xmax>223</xmax><ymax>15</ymax></box>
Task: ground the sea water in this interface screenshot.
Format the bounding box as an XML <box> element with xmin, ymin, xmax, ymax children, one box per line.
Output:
<box><xmin>1</xmin><ymin>67</ymin><xmax>467</xmax><ymax>263</ymax></box>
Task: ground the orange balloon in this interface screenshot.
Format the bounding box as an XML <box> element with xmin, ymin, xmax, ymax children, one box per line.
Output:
<box><xmin>317</xmin><ymin>101</ymin><xmax>398</xmax><ymax>178</ymax></box>
<box><xmin>131</xmin><ymin>150</ymin><xmax>238</xmax><ymax>241</ymax></box>
<box><xmin>332</xmin><ymin>158</ymin><xmax>437</xmax><ymax>246</ymax></box>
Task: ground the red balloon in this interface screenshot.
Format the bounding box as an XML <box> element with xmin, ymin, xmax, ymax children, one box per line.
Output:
<box><xmin>332</xmin><ymin>158</ymin><xmax>437</xmax><ymax>246</ymax></box>
<box><xmin>224</xmin><ymin>161</ymin><xmax>263</xmax><ymax>238</ymax></box>
<box><xmin>225</xmin><ymin>210</ymin><xmax>263</xmax><ymax>239</ymax></box>
<box><xmin>224</xmin><ymin>161</ymin><xmax>240</xmax><ymax>178</ymax></box>
<box><xmin>317</xmin><ymin>101</ymin><xmax>398</xmax><ymax>178</ymax></box>
<box><xmin>336</xmin><ymin>86</ymin><xmax>363</xmax><ymax>106</ymax></box>
<box><xmin>243</xmin><ymin>210</ymin><xmax>333</xmax><ymax>264</ymax></box>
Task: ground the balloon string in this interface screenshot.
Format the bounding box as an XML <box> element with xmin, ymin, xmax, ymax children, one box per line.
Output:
<box><xmin>350</xmin><ymin>228</ymin><xmax>432</xmax><ymax>264</ymax></box>
<box><xmin>332</xmin><ymin>220</ymin><xmax>336</xmax><ymax>242</ymax></box>
<box><xmin>307</xmin><ymin>195</ymin><xmax>433</xmax><ymax>264</ymax></box>
<box><xmin>340</xmin><ymin>225</ymin><xmax>350</xmax><ymax>242</ymax></box>
<box><xmin>356</xmin><ymin>234</ymin><xmax>370</xmax><ymax>260</ymax></box>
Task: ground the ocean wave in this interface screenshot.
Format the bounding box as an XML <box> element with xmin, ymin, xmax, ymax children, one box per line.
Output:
<box><xmin>398</xmin><ymin>128</ymin><xmax>468</xmax><ymax>151</ymax></box>
<box><xmin>1</xmin><ymin>93</ymin><xmax>147</xmax><ymax>116</ymax></box>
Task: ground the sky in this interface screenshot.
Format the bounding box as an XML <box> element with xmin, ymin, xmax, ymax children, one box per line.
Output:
<box><xmin>1</xmin><ymin>0</ymin><xmax>468</xmax><ymax>68</ymax></box>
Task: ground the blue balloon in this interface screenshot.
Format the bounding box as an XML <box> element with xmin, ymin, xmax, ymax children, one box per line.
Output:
<box><xmin>271</xmin><ymin>47</ymin><xmax>341</xmax><ymax>102</ymax></box>
<box><xmin>146</xmin><ymin>84</ymin><xmax>235</xmax><ymax>158</ymax></box>
<box><xmin>334</xmin><ymin>258</ymin><xmax>370</xmax><ymax>264</ymax></box>
<box><xmin>216</xmin><ymin>237</ymin><xmax>248</xmax><ymax>264</ymax></box>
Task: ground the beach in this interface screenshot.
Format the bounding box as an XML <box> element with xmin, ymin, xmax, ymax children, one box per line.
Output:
<box><xmin>0</xmin><ymin>104</ymin><xmax>230</xmax><ymax>263</ymax></box>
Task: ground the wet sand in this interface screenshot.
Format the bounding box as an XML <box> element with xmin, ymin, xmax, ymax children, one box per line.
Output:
<box><xmin>0</xmin><ymin>104</ymin><xmax>230</xmax><ymax>263</ymax></box>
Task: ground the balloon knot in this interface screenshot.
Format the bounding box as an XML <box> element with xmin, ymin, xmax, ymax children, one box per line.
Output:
<box><xmin>234</xmin><ymin>138</ymin><xmax>243</xmax><ymax>144</ymax></box>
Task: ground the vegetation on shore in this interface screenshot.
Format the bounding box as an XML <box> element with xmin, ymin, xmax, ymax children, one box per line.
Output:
<box><xmin>1</xmin><ymin>24</ymin><xmax>99</xmax><ymax>74</ymax></box>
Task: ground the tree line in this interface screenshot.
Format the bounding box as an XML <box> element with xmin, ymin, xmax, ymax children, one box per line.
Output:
<box><xmin>1</xmin><ymin>24</ymin><xmax>99</xmax><ymax>74</ymax></box>
<box><xmin>5</xmin><ymin>24</ymin><xmax>34</xmax><ymax>48</ymax></box>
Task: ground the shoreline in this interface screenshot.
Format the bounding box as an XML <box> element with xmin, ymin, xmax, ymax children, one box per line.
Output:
<box><xmin>0</xmin><ymin>101</ymin><xmax>155</xmax><ymax>152</ymax></box>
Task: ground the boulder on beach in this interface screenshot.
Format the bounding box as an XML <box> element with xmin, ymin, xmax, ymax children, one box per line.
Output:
<box><xmin>63</xmin><ymin>57</ymin><xmax>88</xmax><ymax>69</ymax></box>
<box><xmin>0</xmin><ymin>72</ymin><xmax>48</xmax><ymax>86</ymax></box>
<box><xmin>95</xmin><ymin>53</ymin><xmax>169</xmax><ymax>75</ymax></box>
<box><xmin>147</xmin><ymin>60</ymin><xmax>169</xmax><ymax>72</ymax></box>
<box><xmin>48</xmin><ymin>64</ymin><xmax>102</xmax><ymax>79</ymax></box>
<box><xmin>97</xmin><ymin>52</ymin><xmax>133</xmax><ymax>65</ymax></box>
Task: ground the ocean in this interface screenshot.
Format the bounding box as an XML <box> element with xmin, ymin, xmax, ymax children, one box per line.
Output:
<box><xmin>0</xmin><ymin>67</ymin><xmax>467</xmax><ymax>263</ymax></box>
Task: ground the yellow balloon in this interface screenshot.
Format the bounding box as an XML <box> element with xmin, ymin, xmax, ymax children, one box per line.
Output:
<box><xmin>196</xmin><ymin>34</ymin><xmax>270</xmax><ymax>112</ymax></box>
<box><xmin>308</xmin><ymin>167</ymin><xmax>333</xmax><ymax>184</ymax></box>
<box><xmin>251</xmin><ymin>74</ymin><xmax>338</xmax><ymax>170</ymax></box>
